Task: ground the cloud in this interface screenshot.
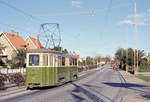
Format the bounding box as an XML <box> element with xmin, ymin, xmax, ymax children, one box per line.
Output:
<box><xmin>120</xmin><ymin>20</ymin><xmax>134</xmax><ymax>25</ymax></box>
<box><xmin>120</xmin><ymin>8</ymin><xmax>150</xmax><ymax>26</ymax></box>
<box><xmin>71</xmin><ymin>0</ymin><xmax>82</xmax><ymax>8</ymax></box>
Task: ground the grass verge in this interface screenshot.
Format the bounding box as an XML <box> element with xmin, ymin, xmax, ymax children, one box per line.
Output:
<box><xmin>136</xmin><ymin>74</ymin><xmax>150</xmax><ymax>82</ymax></box>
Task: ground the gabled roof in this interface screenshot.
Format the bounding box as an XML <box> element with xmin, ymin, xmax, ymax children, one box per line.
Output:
<box><xmin>0</xmin><ymin>32</ymin><xmax>30</xmax><ymax>50</ymax></box>
<box><xmin>26</xmin><ymin>36</ymin><xmax>43</xmax><ymax>49</ymax></box>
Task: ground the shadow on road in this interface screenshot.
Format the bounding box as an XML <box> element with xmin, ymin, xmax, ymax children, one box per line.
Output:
<box><xmin>71</xmin><ymin>83</ymin><xmax>106</xmax><ymax>102</ymax></box>
<box><xmin>103</xmin><ymin>82</ymin><xmax>150</xmax><ymax>94</ymax></box>
<box><xmin>29</xmin><ymin>86</ymin><xmax>57</xmax><ymax>90</ymax></box>
<box><xmin>103</xmin><ymin>82</ymin><xmax>147</xmax><ymax>88</ymax></box>
<box><xmin>141</xmin><ymin>93</ymin><xmax>150</xmax><ymax>100</ymax></box>
<box><xmin>82</xmin><ymin>83</ymin><xmax>115</xmax><ymax>102</ymax></box>
<box><xmin>28</xmin><ymin>82</ymin><xmax>71</xmax><ymax>90</ymax></box>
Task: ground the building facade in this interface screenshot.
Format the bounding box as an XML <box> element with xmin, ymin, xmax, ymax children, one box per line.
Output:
<box><xmin>0</xmin><ymin>31</ymin><xmax>29</xmax><ymax>60</ymax></box>
<box><xmin>25</xmin><ymin>36</ymin><xmax>43</xmax><ymax>49</ymax></box>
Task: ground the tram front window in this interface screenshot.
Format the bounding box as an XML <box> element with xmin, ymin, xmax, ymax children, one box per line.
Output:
<box><xmin>29</xmin><ymin>55</ymin><xmax>39</xmax><ymax>66</ymax></box>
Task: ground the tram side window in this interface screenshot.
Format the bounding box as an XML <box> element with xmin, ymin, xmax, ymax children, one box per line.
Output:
<box><xmin>58</xmin><ymin>56</ymin><xmax>62</xmax><ymax>67</ymax></box>
<box><xmin>29</xmin><ymin>55</ymin><xmax>39</xmax><ymax>66</ymax></box>
<box><xmin>54</xmin><ymin>55</ymin><xmax>57</xmax><ymax>67</ymax></box>
<box><xmin>62</xmin><ymin>57</ymin><xmax>65</xmax><ymax>66</ymax></box>
<box><xmin>43</xmin><ymin>55</ymin><xmax>48</xmax><ymax>66</ymax></box>
<box><xmin>49</xmin><ymin>55</ymin><xmax>53</xmax><ymax>67</ymax></box>
<box><xmin>70</xmin><ymin>58</ymin><xmax>73</xmax><ymax>66</ymax></box>
<box><xmin>65</xmin><ymin>57</ymin><xmax>70</xmax><ymax>66</ymax></box>
<box><xmin>75</xmin><ymin>58</ymin><xmax>77</xmax><ymax>65</ymax></box>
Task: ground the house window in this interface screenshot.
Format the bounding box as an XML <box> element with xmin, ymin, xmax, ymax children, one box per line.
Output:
<box><xmin>29</xmin><ymin>55</ymin><xmax>39</xmax><ymax>66</ymax></box>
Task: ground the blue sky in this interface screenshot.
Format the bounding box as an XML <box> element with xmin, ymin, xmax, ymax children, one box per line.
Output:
<box><xmin>0</xmin><ymin>0</ymin><xmax>150</xmax><ymax>58</ymax></box>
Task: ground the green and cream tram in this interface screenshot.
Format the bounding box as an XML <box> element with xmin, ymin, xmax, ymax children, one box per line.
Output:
<box><xmin>26</xmin><ymin>49</ymin><xmax>78</xmax><ymax>88</ymax></box>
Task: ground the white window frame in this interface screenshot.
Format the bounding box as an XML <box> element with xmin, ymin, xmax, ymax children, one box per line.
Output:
<box><xmin>26</xmin><ymin>53</ymin><xmax>42</xmax><ymax>67</ymax></box>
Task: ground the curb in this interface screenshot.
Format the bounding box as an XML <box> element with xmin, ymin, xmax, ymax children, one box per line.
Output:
<box><xmin>0</xmin><ymin>86</ymin><xmax>26</xmax><ymax>97</ymax></box>
<box><xmin>118</xmin><ymin>69</ymin><xmax>127</xmax><ymax>102</ymax></box>
<box><xmin>118</xmin><ymin>69</ymin><xmax>127</xmax><ymax>84</ymax></box>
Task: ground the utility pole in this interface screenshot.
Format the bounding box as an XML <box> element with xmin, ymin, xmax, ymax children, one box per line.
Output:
<box><xmin>126</xmin><ymin>28</ymin><xmax>129</xmax><ymax>72</ymax></box>
<box><xmin>121</xmin><ymin>46</ymin><xmax>123</xmax><ymax>69</ymax></box>
<box><xmin>134</xmin><ymin>2</ymin><xmax>138</xmax><ymax>74</ymax></box>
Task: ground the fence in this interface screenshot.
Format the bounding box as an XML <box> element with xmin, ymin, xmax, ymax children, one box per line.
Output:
<box><xmin>0</xmin><ymin>67</ymin><xmax>26</xmax><ymax>74</ymax></box>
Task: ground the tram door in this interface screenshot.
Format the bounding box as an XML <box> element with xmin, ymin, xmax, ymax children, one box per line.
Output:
<box><xmin>49</xmin><ymin>54</ymin><xmax>55</xmax><ymax>85</ymax></box>
<box><xmin>43</xmin><ymin>54</ymin><xmax>49</xmax><ymax>85</ymax></box>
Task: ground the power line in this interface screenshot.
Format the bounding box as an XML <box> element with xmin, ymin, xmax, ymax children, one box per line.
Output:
<box><xmin>0</xmin><ymin>0</ymin><xmax>32</xmax><ymax>18</ymax></box>
<box><xmin>33</xmin><ymin>3</ymin><xmax>131</xmax><ymax>18</ymax></box>
<box><xmin>0</xmin><ymin>21</ymin><xmax>36</xmax><ymax>35</ymax></box>
<box><xmin>105</xmin><ymin>0</ymin><xmax>113</xmax><ymax>25</ymax></box>
<box><xmin>0</xmin><ymin>0</ymin><xmax>48</xmax><ymax>23</ymax></box>
<box><xmin>0</xmin><ymin>0</ymin><xmax>48</xmax><ymax>37</ymax></box>
<box><xmin>0</xmin><ymin>0</ymin><xmax>132</xmax><ymax>21</ymax></box>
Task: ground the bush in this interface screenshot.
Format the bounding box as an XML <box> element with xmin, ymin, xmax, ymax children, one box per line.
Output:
<box><xmin>0</xmin><ymin>73</ymin><xmax>8</xmax><ymax>89</ymax></box>
<box><xmin>78</xmin><ymin>66</ymin><xmax>85</xmax><ymax>72</ymax></box>
<box><xmin>88</xmin><ymin>65</ymin><xmax>97</xmax><ymax>70</ymax></box>
<box><xmin>78</xmin><ymin>65</ymin><xmax>98</xmax><ymax>73</ymax></box>
<box><xmin>10</xmin><ymin>73</ymin><xmax>25</xmax><ymax>87</ymax></box>
<box><xmin>139</xmin><ymin>65</ymin><xmax>150</xmax><ymax>72</ymax></box>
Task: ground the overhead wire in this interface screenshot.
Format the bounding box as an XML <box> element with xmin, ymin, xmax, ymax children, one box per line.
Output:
<box><xmin>0</xmin><ymin>0</ymin><xmax>47</xmax><ymax>37</ymax></box>
<box><xmin>0</xmin><ymin>0</ymin><xmax>132</xmax><ymax>22</ymax></box>
<box><xmin>0</xmin><ymin>21</ymin><xmax>37</xmax><ymax>35</ymax></box>
<box><xmin>105</xmin><ymin>0</ymin><xmax>112</xmax><ymax>25</ymax></box>
<box><xmin>0</xmin><ymin>0</ymin><xmax>32</xmax><ymax>19</ymax></box>
<box><xmin>0</xmin><ymin>0</ymin><xmax>49</xmax><ymax>23</ymax></box>
<box><xmin>0</xmin><ymin>0</ymin><xmax>134</xmax><ymax>38</ymax></box>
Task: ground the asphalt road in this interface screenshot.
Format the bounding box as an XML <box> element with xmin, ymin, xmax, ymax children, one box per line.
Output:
<box><xmin>0</xmin><ymin>65</ymin><xmax>126</xmax><ymax>102</ymax></box>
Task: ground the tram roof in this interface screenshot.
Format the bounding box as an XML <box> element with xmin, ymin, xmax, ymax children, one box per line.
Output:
<box><xmin>27</xmin><ymin>49</ymin><xmax>78</xmax><ymax>58</ymax></box>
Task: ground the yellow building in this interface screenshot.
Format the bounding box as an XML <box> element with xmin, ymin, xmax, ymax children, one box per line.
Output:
<box><xmin>0</xmin><ymin>31</ymin><xmax>29</xmax><ymax>60</ymax></box>
<box><xmin>25</xmin><ymin>36</ymin><xmax>43</xmax><ymax>50</ymax></box>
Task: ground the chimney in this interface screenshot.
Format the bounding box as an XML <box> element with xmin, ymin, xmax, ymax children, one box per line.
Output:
<box><xmin>15</xmin><ymin>32</ymin><xmax>19</xmax><ymax>36</ymax></box>
<box><xmin>10</xmin><ymin>30</ymin><xmax>19</xmax><ymax>36</ymax></box>
<box><xmin>10</xmin><ymin>30</ymin><xmax>14</xmax><ymax>35</ymax></box>
<box><xmin>10</xmin><ymin>30</ymin><xmax>15</xmax><ymax>37</ymax></box>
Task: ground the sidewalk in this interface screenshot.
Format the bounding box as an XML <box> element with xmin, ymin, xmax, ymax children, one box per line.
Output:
<box><xmin>0</xmin><ymin>86</ymin><xmax>26</xmax><ymax>97</ymax></box>
<box><xmin>119</xmin><ymin>70</ymin><xmax>150</xmax><ymax>102</ymax></box>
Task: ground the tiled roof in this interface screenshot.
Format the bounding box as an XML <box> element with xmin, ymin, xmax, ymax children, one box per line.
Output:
<box><xmin>29</xmin><ymin>36</ymin><xmax>43</xmax><ymax>49</ymax></box>
<box><xmin>3</xmin><ymin>32</ymin><xmax>30</xmax><ymax>50</ymax></box>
